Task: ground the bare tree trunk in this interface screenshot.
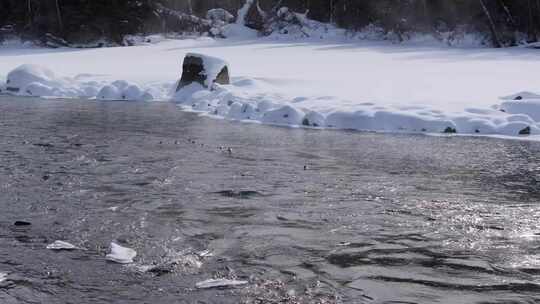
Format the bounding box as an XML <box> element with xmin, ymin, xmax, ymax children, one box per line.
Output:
<box><xmin>55</xmin><ymin>0</ymin><xmax>64</xmax><ymax>33</ymax></box>
<box><xmin>329</xmin><ymin>0</ymin><xmax>334</xmax><ymax>23</ymax></box>
<box><xmin>528</xmin><ymin>0</ymin><xmax>535</xmax><ymax>40</ymax></box>
<box><xmin>187</xmin><ymin>0</ymin><xmax>193</xmax><ymax>15</ymax></box>
<box><xmin>27</xmin><ymin>0</ymin><xmax>33</xmax><ymax>28</ymax></box>
<box><xmin>499</xmin><ymin>0</ymin><xmax>515</xmax><ymax>26</ymax></box>
<box><xmin>479</xmin><ymin>0</ymin><xmax>502</xmax><ymax>47</ymax></box>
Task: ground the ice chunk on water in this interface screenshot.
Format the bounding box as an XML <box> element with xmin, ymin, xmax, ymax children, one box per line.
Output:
<box><xmin>195</xmin><ymin>278</ymin><xmax>248</xmax><ymax>289</ymax></box>
<box><xmin>106</xmin><ymin>242</ymin><xmax>137</xmax><ymax>264</ymax></box>
<box><xmin>46</xmin><ymin>240</ymin><xmax>82</xmax><ymax>251</ymax></box>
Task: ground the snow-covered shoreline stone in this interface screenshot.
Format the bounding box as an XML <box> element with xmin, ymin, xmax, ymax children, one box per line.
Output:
<box><xmin>6</xmin><ymin>64</ymin><xmax>60</xmax><ymax>93</ymax></box>
<box><xmin>176</xmin><ymin>53</ymin><xmax>230</xmax><ymax>91</ymax></box>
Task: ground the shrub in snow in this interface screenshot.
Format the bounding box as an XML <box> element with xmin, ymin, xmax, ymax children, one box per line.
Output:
<box><xmin>207</xmin><ymin>9</ymin><xmax>235</xmax><ymax>25</ymax></box>
<box><xmin>262</xmin><ymin>105</ymin><xmax>305</xmax><ymax>126</ymax></box>
<box><xmin>177</xmin><ymin>53</ymin><xmax>230</xmax><ymax>91</ymax></box>
<box><xmin>6</xmin><ymin>64</ymin><xmax>59</xmax><ymax>93</ymax></box>
<box><xmin>97</xmin><ymin>85</ymin><xmax>122</xmax><ymax>100</ymax></box>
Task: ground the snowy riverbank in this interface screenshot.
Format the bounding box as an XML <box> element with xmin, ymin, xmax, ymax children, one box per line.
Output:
<box><xmin>1</xmin><ymin>34</ymin><xmax>540</xmax><ymax>139</ymax></box>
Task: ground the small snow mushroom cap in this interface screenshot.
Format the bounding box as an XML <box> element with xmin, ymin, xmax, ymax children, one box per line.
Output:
<box><xmin>177</xmin><ymin>53</ymin><xmax>230</xmax><ymax>91</ymax></box>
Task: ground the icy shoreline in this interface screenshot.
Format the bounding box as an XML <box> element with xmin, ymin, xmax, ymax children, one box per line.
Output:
<box><xmin>2</xmin><ymin>36</ymin><xmax>540</xmax><ymax>139</ymax></box>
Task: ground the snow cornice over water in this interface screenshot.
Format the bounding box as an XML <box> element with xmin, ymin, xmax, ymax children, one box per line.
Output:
<box><xmin>1</xmin><ymin>35</ymin><xmax>540</xmax><ymax>140</ymax></box>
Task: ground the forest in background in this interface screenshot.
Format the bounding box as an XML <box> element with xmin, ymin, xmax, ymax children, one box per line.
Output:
<box><xmin>2</xmin><ymin>0</ymin><xmax>540</xmax><ymax>47</ymax></box>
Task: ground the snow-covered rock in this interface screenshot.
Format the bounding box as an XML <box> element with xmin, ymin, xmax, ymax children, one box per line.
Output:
<box><xmin>302</xmin><ymin>111</ymin><xmax>326</xmax><ymax>127</ymax></box>
<box><xmin>97</xmin><ymin>85</ymin><xmax>122</xmax><ymax>100</ymax></box>
<box><xmin>262</xmin><ymin>105</ymin><xmax>305</xmax><ymax>126</ymax></box>
<box><xmin>6</xmin><ymin>64</ymin><xmax>60</xmax><ymax>93</ymax></box>
<box><xmin>106</xmin><ymin>242</ymin><xmax>137</xmax><ymax>264</ymax></box>
<box><xmin>122</xmin><ymin>84</ymin><xmax>143</xmax><ymax>100</ymax></box>
<box><xmin>24</xmin><ymin>82</ymin><xmax>55</xmax><ymax>97</ymax></box>
<box><xmin>177</xmin><ymin>53</ymin><xmax>230</xmax><ymax>90</ymax></box>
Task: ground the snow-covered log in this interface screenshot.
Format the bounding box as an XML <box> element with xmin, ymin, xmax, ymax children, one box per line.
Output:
<box><xmin>176</xmin><ymin>53</ymin><xmax>230</xmax><ymax>91</ymax></box>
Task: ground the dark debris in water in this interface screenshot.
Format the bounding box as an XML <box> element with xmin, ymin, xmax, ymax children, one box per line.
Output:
<box><xmin>13</xmin><ymin>221</ymin><xmax>31</xmax><ymax>226</ymax></box>
<box><xmin>214</xmin><ymin>190</ymin><xmax>266</xmax><ymax>199</ymax></box>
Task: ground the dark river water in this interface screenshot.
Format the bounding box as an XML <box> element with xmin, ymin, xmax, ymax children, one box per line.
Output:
<box><xmin>1</xmin><ymin>97</ymin><xmax>540</xmax><ymax>304</ymax></box>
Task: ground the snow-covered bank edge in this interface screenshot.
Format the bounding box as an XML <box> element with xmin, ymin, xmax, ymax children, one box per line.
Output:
<box><xmin>3</xmin><ymin>58</ymin><xmax>540</xmax><ymax>141</ymax></box>
<box><xmin>170</xmin><ymin>81</ymin><xmax>540</xmax><ymax>138</ymax></box>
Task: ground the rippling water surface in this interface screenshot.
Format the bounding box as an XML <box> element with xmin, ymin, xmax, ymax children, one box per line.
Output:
<box><xmin>1</xmin><ymin>97</ymin><xmax>540</xmax><ymax>303</ymax></box>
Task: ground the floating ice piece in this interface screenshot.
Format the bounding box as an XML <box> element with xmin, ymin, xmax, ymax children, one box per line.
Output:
<box><xmin>46</xmin><ymin>240</ymin><xmax>82</xmax><ymax>251</ymax></box>
<box><xmin>0</xmin><ymin>272</ymin><xmax>7</xmax><ymax>283</ymax></box>
<box><xmin>106</xmin><ymin>242</ymin><xmax>137</xmax><ymax>264</ymax></box>
<box><xmin>195</xmin><ymin>278</ymin><xmax>248</xmax><ymax>289</ymax></box>
<box><xmin>197</xmin><ymin>249</ymin><xmax>214</xmax><ymax>258</ymax></box>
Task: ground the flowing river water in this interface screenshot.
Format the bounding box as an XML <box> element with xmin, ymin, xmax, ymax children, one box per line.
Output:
<box><xmin>1</xmin><ymin>97</ymin><xmax>540</xmax><ymax>303</ymax></box>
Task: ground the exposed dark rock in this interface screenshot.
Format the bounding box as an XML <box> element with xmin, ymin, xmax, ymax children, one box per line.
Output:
<box><xmin>176</xmin><ymin>53</ymin><xmax>230</xmax><ymax>91</ymax></box>
<box><xmin>444</xmin><ymin>127</ymin><xmax>457</xmax><ymax>134</ymax></box>
<box><xmin>519</xmin><ymin>126</ymin><xmax>531</xmax><ymax>135</ymax></box>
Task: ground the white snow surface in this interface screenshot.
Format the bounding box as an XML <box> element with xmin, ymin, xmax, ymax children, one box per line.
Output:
<box><xmin>106</xmin><ymin>242</ymin><xmax>137</xmax><ymax>264</ymax></box>
<box><xmin>2</xmin><ymin>33</ymin><xmax>540</xmax><ymax>139</ymax></box>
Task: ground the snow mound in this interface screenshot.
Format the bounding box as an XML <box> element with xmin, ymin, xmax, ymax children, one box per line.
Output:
<box><xmin>3</xmin><ymin>64</ymin><xmax>160</xmax><ymax>101</ymax></box>
<box><xmin>220</xmin><ymin>24</ymin><xmax>259</xmax><ymax>39</ymax></box>
<box><xmin>106</xmin><ymin>242</ymin><xmax>137</xmax><ymax>264</ymax></box>
<box><xmin>500</xmin><ymin>99</ymin><xmax>540</xmax><ymax>121</ymax></box>
<box><xmin>173</xmin><ymin>77</ymin><xmax>540</xmax><ymax>137</ymax></box>
<box><xmin>6</xmin><ymin>64</ymin><xmax>61</xmax><ymax>92</ymax></box>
